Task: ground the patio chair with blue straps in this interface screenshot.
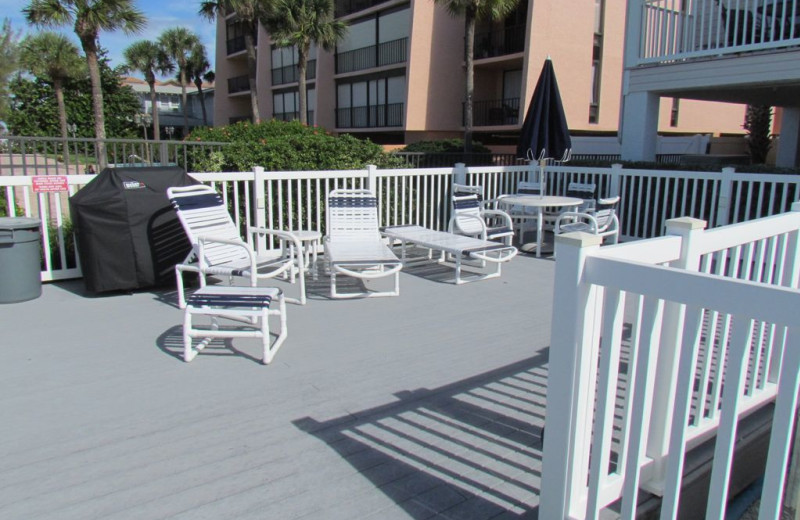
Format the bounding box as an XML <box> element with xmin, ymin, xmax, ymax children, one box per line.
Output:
<box><xmin>168</xmin><ymin>184</ymin><xmax>306</xmax><ymax>308</ymax></box>
<box><xmin>449</xmin><ymin>187</ymin><xmax>514</xmax><ymax>246</ymax></box>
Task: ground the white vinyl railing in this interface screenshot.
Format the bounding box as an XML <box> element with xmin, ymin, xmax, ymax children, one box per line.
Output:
<box><xmin>540</xmin><ymin>205</ymin><xmax>800</xmax><ymax>519</ymax></box>
<box><xmin>639</xmin><ymin>0</ymin><xmax>800</xmax><ymax>64</ymax></box>
<box><xmin>1</xmin><ymin>163</ymin><xmax>799</xmax><ymax>281</ymax></box>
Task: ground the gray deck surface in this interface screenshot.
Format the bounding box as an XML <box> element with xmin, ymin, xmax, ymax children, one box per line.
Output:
<box><xmin>0</xmin><ymin>254</ymin><xmax>554</xmax><ymax>519</ymax></box>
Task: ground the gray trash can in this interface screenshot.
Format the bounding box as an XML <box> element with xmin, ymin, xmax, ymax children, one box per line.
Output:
<box><xmin>0</xmin><ymin>217</ymin><xmax>42</xmax><ymax>303</ymax></box>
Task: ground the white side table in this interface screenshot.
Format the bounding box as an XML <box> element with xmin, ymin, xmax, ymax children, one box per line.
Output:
<box><xmin>292</xmin><ymin>230</ymin><xmax>322</xmax><ymax>280</ymax></box>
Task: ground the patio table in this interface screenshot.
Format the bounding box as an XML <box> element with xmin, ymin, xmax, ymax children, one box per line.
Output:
<box><xmin>497</xmin><ymin>195</ymin><xmax>583</xmax><ymax>257</ymax></box>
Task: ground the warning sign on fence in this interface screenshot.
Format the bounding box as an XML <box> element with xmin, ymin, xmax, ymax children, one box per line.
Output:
<box><xmin>32</xmin><ymin>176</ymin><xmax>68</xmax><ymax>193</ymax></box>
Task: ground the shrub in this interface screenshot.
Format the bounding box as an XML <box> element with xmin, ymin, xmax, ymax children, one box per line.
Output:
<box><xmin>401</xmin><ymin>139</ymin><xmax>491</xmax><ymax>154</ymax></box>
<box><xmin>185</xmin><ymin>120</ymin><xmax>405</xmax><ymax>172</ymax></box>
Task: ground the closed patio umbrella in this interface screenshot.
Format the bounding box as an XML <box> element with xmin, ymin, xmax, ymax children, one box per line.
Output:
<box><xmin>517</xmin><ymin>57</ymin><xmax>571</xmax><ymax>194</ymax></box>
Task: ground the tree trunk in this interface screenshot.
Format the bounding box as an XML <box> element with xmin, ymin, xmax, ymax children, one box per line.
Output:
<box><xmin>195</xmin><ymin>78</ymin><xmax>208</xmax><ymax>126</ymax></box>
<box><xmin>81</xmin><ymin>38</ymin><xmax>107</xmax><ymax>169</ymax></box>
<box><xmin>180</xmin><ymin>69</ymin><xmax>189</xmax><ymax>135</ymax></box>
<box><xmin>298</xmin><ymin>46</ymin><xmax>308</xmax><ymax>125</ymax></box>
<box><xmin>149</xmin><ymin>80</ymin><xmax>160</xmax><ymax>141</ymax></box>
<box><xmin>245</xmin><ymin>28</ymin><xmax>260</xmax><ymax>124</ymax></box>
<box><xmin>464</xmin><ymin>11</ymin><xmax>475</xmax><ymax>154</ymax></box>
<box><xmin>54</xmin><ymin>77</ymin><xmax>70</xmax><ymax>171</ymax></box>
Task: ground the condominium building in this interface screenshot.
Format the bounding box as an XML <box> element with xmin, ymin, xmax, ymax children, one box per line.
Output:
<box><xmin>123</xmin><ymin>77</ymin><xmax>215</xmax><ymax>139</ymax></box>
<box><xmin>213</xmin><ymin>0</ymin><xmax>750</xmax><ymax>149</ymax></box>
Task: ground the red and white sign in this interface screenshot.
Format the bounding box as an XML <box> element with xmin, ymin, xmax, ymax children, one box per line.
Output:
<box><xmin>32</xmin><ymin>176</ymin><xmax>69</xmax><ymax>193</ymax></box>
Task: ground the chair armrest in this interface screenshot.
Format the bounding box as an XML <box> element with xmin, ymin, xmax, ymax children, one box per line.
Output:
<box><xmin>195</xmin><ymin>235</ymin><xmax>256</xmax><ymax>272</ymax></box>
<box><xmin>480</xmin><ymin>208</ymin><xmax>513</xmax><ymax>228</ymax></box>
<box><xmin>449</xmin><ymin>213</ymin><xmax>488</xmax><ymax>234</ymax></box>
<box><xmin>248</xmin><ymin>227</ymin><xmax>305</xmax><ymax>272</ymax></box>
<box><xmin>555</xmin><ymin>211</ymin><xmax>599</xmax><ymax>233</ymax></box>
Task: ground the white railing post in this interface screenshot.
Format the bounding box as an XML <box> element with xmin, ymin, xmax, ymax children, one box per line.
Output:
<box><xmin>609</xmin><ymin>163</ymin><xmax>623</xmax><ymax>199</ymax></box>
<box><xmin>643</xmin><ymin>217</ymin><xmax>707</xmax><ymax>494</ymax></box>
<box><xmin>366</xmin><ymin>164</ymin><xmax>378</xmax><ymax>193</ymax></box>
<box><xmin>540</xmin><ymin>231</ymin><xmax>603</xmax><ymax>520</ymax></box>
<box><xmin>254</xmin><ymin>166</ymin><xmax>267</xmax><ymax>255</ymax></box>
<box><xmin>715</xmin><ymin>167</ymin><xmax>735</xmax><ymax>227</ymax></box>
<box><xmin>453</xmin><ymin>162</ymin><xmax>467</xmax><ymax>186</ymax></box>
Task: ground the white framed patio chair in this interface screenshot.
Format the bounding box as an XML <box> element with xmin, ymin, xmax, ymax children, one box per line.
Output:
<box><xmin>498</xmin><ymin>181</ymin><xmax>542</xmax><ymax>243</ymax></box>
<box><xmin>449</xmin><ymin>192</ymin><xmax>514</xmax><ymax>246</ymax></box>
<box><xmin>168</xmin><ymin>185</ymin><xmax>306</xmax><ymax>308</ymax></box>
<box><xmin>324</xmin><ymin>189</ymin><xmax>403</xmax><ymax>299</ymax></box>
<box><xmin>554</xmin><ymin>195</ymin><xmax>620</xmax><ymax>244</ymax></box>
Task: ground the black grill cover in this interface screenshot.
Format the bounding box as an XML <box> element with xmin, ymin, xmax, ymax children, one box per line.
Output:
<box><xmin>69</xmin><ymin>166</ymin><xmax>198</xmax><ymax>293</ymax></box>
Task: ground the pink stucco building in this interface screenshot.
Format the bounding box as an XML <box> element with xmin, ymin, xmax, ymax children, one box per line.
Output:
<box><xmin>212</xmin><ymin>0</ymin><xmax>750</xmax><ymax>150</ymax></box>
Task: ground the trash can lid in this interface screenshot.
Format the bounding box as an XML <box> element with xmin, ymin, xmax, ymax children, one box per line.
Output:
<box><xmin>0</xmin><ymin>217</ymin><xmax>41</xmax><ymax>230</ymax></box>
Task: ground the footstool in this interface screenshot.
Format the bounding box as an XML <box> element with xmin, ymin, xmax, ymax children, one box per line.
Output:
<box><xmin>183</xmin><ymin>286</ymin><xmax>287</xmax><ymax>364</ymax></box>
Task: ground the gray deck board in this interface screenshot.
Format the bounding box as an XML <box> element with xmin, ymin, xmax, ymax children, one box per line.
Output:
<box><xmin>1</xmin><ymin>255</ymin><xmax>553</xmax><ymax>519</ymax></box>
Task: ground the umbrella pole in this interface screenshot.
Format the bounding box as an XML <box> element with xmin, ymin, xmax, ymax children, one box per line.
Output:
<box><xmin>539</xmin><ymin>158</ymin><xmax>547</xmax><ymax>198</ymax></box>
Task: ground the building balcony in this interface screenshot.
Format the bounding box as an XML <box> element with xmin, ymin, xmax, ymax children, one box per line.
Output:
<box><xmin>638</xmin><ymin>0</ymin><xmax>800</xmax><ymax>65</ymax></box>
<box><xmin>473</xmin><ymin>24</ymin><xmax>525</xmax><ymax>59</ymax></box>
<box><xmin>466</xmin><ymin>98</ymin><xmax>520</xmax><ymax>127</ymax></box>
<box><xmin>336</xmin><ymin>103</ymin><xmax>404</xmax><ymax>128</ymax></box>
<box><xmin>334</xmin><ymin>0</ymin><xmax>392</xmax><ymax>18</ymax></box>
<box><xmin>227</xmin><ymin>75</ymin><xmax>250</xmax><ymax>95</ymax></box>
<box><xmin>273</xmin><ymin>110</ymin><xmax>315</xmax><ymax>124</ymax></box>
<box><xmin>272</xmin><ymin>60</ymin><xmax>317</xmax><ymax>86</ymax></box>
<box><xmin>335</xmin><ymin>38</ymin><xmax>408</xmax><ymax>74</ymax></box>
<box><xmin>226</xmin><ymin>36</ymin><xmax>246</xmax><ymax>56</ymax></box>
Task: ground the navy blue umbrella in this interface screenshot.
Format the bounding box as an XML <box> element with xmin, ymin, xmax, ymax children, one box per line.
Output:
<box><xmin>517</xmin><ymin>58</ymin><xmax>571</xmax><ymax>163</ymax></box>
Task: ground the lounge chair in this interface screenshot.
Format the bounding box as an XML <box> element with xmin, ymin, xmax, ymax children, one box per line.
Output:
<box><xmin>324</xmin><ymin>189</ymin><xmax>403</xmax><ymax>299</ymax></box>
<box><xmin>168</xmin><ymin>185</ymin><xmax>305</xmax><ymax>308</ymax></box>
<box><xmin>382</xmin><ymin>224</ymin><xmax>517</xmax><ymax>284</ymax></box>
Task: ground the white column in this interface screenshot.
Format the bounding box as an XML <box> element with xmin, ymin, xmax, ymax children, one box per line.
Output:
<box><xmin>621</xmin><ymin>91</ymin><xmax>660</xmax><ymax>162</ymax></box>
<box><xmin>776</xmin><ymin>107</ymin><xmax>800</xmax><ymax>168</ymax></box>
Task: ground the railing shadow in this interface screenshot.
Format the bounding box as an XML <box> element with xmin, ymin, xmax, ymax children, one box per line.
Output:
<box><xmin>293</xmin><ymin>353</ymin><xmax>549</xmax><ymax>518</ymax></box>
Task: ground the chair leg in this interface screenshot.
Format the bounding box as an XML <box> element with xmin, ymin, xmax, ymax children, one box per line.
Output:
<box><xmin>264</xmin><ymin>292</ymin><xmax>288</xmax><ymax>364</ymax></box>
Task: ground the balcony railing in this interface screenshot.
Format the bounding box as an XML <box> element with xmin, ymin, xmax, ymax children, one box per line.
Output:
<box><xmin>336</xmin><ymin>38</ymin><xmax>408</xmax><ymax>74</ymax></box>
<box><xmin>227</xmin><ymin>36</ymin><xmax>246</xmax><ymax>55</ymax></box>
<box><xmin>272</xmin><ymin>60</ymin><xmax>317</xmax><ymax>86</ymax></box>
<box><xmin>473</xmin><ymin>24</ymin><xmax>526</xmax><ymax>59</ymax></box>
<box><xmin>272</xmin><ymin>110</ymin><xmax>315</xmax><ymax>124</ymax></box>
<box><xmin>334</xmin><ymin>0</ymin><xmax>389</xmax><ymax>17</ymax></box>
<box><xmin>227</xmin><ymin>75</ymin><xmax>250</xmax><ymax>95</ymax></box>
<box><xmin>467</xmin><ymin>98</ymin><xmax>520</xmax><ymax>126</ymax></box>
<box><xmin>336</xmin><ymin>103</ymin><xmax>404</xmax><ymax>128</ymax></box>
<box><xmin>640</xmin><ymin>0</ymin><xmax>800</xmax><ymax>64</ymax></box>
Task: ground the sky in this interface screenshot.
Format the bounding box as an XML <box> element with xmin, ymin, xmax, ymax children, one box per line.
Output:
<box><xmin>4</xmin><ymin>0</ymin><xmax>217</xmax><ymax>81</ymax></box>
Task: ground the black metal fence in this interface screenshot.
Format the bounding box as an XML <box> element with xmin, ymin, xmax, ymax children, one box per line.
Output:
<box><xmin>227</xmin><ymin>75</ymin><xmax>250</xmax><ymax>94</ymax></box>
<box><xmin>271</xmin><ymin>60</ymin><xmax>317</xmax><ymax>86</ymax></box>
<box><xmin>0</xmin><ymin>136</ymin><xmax>229</xmax><ymax>176</ymax></box>
<box><xmin>336</xmin><ymin>103</ymin><xmax>404</xmax><ymax>128</ymax></box>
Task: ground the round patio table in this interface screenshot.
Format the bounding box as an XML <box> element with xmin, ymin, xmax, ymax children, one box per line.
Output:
<box><xmin>498</xmin><ymin>195</ymin><xmax>583</xmax><ymax>257</ymax></box>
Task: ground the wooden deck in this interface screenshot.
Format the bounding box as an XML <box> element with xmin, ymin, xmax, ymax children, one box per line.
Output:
<box><xmin>0</xmin><ymin>255</ymin><xmax>554</xmax><ymax>519</ymax></box>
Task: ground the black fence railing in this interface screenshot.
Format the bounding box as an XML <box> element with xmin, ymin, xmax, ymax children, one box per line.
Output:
<box><xmin>227</xmin><ymin>75</ymin><xmax>250</xmax><ymax>94</ymax></box>
<box><xmin>474</xmin><ymin>24</ymin><xmax>526</xmax><ymax>59</ymax></box>
<box><xmin>271</xmin><ymin>60</ymin><xmax>317</xmax><ymax>86</ymax></box>
<box><xmin>336</xmin><ymin>103</ymin><xmax>403</xmax><ymax>128</ymax></box>
<box><xmin>227</xmin><ymin>36</ymin><xmax>246</xmax><ymax>55</ymax></box>
<box><xmin>272</xmin><ymin>110</ymin><xmax>315</xmax><ymax>124</ymax></box>
<box><xmin>334</xmin><ymin>0</ymin><xmax>389</xmax><ymax>17</ymax></box>
<box><xmin>467</xmin><ymin>98</ymin><xmax>520</xmax><ymax>126</ymax></box>
<box><xmin>335</xmin><ymin>38</ymin><xmax>407</xmax><ymax>74</ymax></box>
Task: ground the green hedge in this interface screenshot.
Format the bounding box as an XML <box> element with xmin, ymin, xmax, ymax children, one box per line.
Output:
<box><xmin>185</xmin><ymin>120</ymin><xmax>405</xmax><ymax>172</ymax></box>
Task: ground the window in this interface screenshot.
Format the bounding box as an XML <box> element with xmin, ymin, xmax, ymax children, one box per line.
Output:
<box><xmin>336</xmin><ymin>74</ymin><xmax>405</xmax><ymax>127</ymax></box>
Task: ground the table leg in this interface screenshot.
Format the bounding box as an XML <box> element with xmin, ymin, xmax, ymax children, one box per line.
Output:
<box><xmin>536</xmin><ymin>207</ymin><xmax>543</xmax><ymax>258</ymax></box>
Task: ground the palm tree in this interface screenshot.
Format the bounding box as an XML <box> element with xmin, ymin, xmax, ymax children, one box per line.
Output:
<box><xmin>23</xmin><ymin>0</ymin><xmax>146</xmax><ymax>168</ymax></box>
<box><xmin>199</xmin><ymin>0</ymin><xmax>271</xmax><ymax>124</ymax></box>
<box><xmin>19</xmin><ymin>32</ymin><xmax>84</xmax><ymax>141</ymax></box>
<box><xmin>433</xmin><ymin>0</ymin><xmax>520</xmax><ymax>152</ymax></box>
<box><xmin>159</xmin><ymin>27</ymin><xmax>201</xmax><ymax>135</ymax></box>
<box><xmin>266</xmin><ymin>0</ymin><xmax>346</xmax><ymax>125</ymax></box>
<box><xmin>123</xmin><ymin>40</ymin><xmax>173</xmax><ymax>140</ymax></box>
<box><xmin>185</xmin><ymin>42</ymin><xmax>212</xmax><ymax>127</ymax></box>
